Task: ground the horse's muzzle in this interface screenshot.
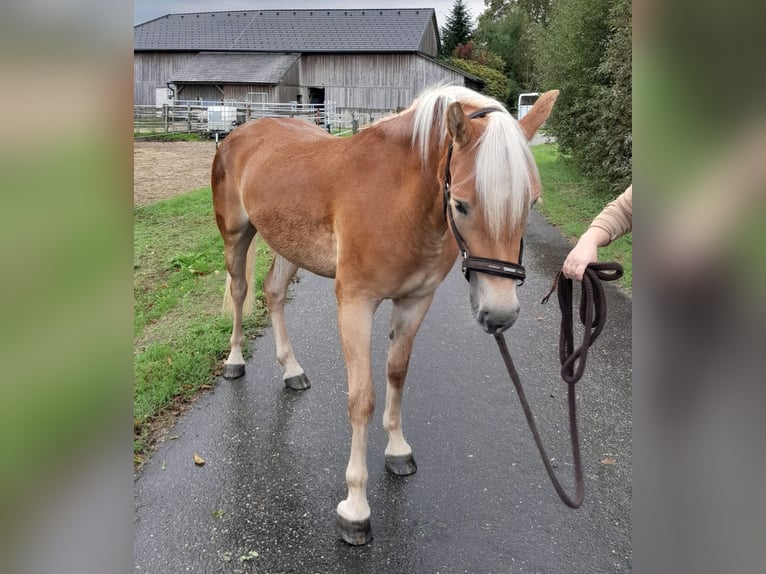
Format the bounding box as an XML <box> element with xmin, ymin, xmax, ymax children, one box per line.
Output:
<box><xmin>477</xmin><ymin>307</ymin><xmax>519</xmax><ymax>334</ymax></box>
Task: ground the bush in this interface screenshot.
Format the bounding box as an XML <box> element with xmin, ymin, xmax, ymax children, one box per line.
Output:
<box><xmin>448</xmin><ymin>58</ymin><xmax>511</xmax><ymax>106</ymax></box>
<box><xmin>533</xmin><ymin>0</ymin><xmax>632</xmax><ymax>192</ymax></box>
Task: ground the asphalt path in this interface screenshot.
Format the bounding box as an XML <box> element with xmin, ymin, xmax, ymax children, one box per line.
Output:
<box><xmin>134</xmin><ymin>208</ymin><xmax>632</xmax><ymax>573</ymax></box>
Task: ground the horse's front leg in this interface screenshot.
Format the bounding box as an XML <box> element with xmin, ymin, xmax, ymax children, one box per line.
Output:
<box><xmin>383</xmin><ymin>295</ymin><xmax>434</xmax><ymax>476</ymax></box>
<box><xmin>335</xmin><ymin>295</ymin><xmax>379</xmax><ymax>545</ymax></box>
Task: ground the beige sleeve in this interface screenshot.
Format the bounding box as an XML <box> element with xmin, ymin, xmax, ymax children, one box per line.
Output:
<box><xmin>589</xmin><ymin>185</ymin><xmax>633</xmax><ymax>243</ymax></box>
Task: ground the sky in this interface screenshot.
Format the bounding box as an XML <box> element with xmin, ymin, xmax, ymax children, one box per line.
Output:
<box><xmin>134</xmin><ymin>0</ymin><xmax>489</xmax><ymax>29</ymax></box>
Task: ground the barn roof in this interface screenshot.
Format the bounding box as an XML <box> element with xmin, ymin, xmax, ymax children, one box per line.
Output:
<box><xmin>170</xmin><ymin>53</ymin><xmax>301</xmax><ymax>84</ymax></box>
<box><xmin>134</xmin><ymin>9</ymin><xmax>439</xmax><ymax>55</ymax></box>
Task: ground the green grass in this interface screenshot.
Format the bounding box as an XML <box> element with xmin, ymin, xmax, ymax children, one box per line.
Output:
<box><xmin>134</xmin><ymin>132</ymin><xmax>208</xmax><ymax>142</ymax></box>
<box><xmin>133</xmin><ymin>188</ymin><xmax>271</xmax><ymax>460</ymax></box>
<box><xmin>532</xmin><ymin>143</ymin><xmax>632</xmax><ymax>291</ymax></box>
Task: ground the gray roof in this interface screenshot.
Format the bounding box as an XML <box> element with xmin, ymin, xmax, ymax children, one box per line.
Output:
<box><xmin>134</xmin><ymin>8</ymin><xmax>437</xmax><ymax>54</ymax></box>
<box><xmin>170</xmin><ymin>52</ymin><xmax>300</xmax><ymax>84</ymax></box>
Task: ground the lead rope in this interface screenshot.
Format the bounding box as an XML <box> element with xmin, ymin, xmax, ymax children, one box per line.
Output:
<box><xmin>494</xmin><ymin>262</ymin><xmax>623</xmax><ymax>508</ymax></box>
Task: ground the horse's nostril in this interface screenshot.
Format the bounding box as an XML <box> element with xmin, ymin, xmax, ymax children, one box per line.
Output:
<box><xmin>477</xmin><ymin>310</ymin><xmax>499</xmax><ymax>333</ymax></box>
<box><xmin>477</xmin><ymin>307</ymin><xmax>519</xmax><ymax>333</ymax></box>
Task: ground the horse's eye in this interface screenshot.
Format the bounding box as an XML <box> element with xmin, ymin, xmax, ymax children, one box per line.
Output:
<box><xmin>454</xmin><ymin>200</ymin><xmax>468</xmax><ymax>215</ymax></box>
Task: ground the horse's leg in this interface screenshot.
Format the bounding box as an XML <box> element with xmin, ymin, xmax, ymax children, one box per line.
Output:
<box><xmin>383</xmin><ymin>295</ymin><xmax>434</xmax><ymax>476</ymax></box>
<box><xmin>335</xmin><ymin>296</ymin><xmax>379</xmax><ymax>545</ymax></box>
<box><xmin>222</xmin><ymin>226</ymin><xmax>257</xmax><ymax>379</ymax></box>
<box><xmin>263</xmin><ymin>254</ymin><xmax>309</xmax><ymax>390</ymax></box>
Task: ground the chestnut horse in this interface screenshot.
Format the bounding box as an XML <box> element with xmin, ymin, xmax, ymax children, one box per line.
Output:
<box><xmin>212</xmin><ymin>85</ymin><xmax>558</xmax><ymax>544</ymax></box>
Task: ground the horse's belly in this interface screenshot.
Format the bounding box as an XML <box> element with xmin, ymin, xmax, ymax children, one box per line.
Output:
<box><xmin>258</xmin><ymin>225</ymin><xmax>337</xmax><ymax>278</ymax></box>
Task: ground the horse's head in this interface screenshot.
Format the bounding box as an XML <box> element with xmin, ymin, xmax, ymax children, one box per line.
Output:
<box><xmin>442</xmin><ymin>90</ymin><xmax>559</xmax><ymax>333</ymax></box>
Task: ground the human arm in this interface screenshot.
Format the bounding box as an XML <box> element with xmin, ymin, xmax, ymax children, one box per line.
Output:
<box><xmin>562</xmin><ymin>185</ymin><xmax>633</xmax><ymax>280</ymax></box>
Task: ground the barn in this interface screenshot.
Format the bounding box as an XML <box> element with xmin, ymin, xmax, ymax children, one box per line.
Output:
<box><xmin>133</xmin><ymin>8</ymin><xmax>482</xmax><ymax>113</ymax></box>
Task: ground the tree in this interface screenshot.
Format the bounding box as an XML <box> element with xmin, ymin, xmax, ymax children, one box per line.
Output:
<box><xmin>483</xmin><ymin>0</ymin><xmax>553</xmax><ymax>26</ymax></box>
<box><xmin>475</xmin><ymin>4</ymin><xmax>539</xmax><ymax>110</ymax></box>
<box><xmin>440</xmin><ymin>0</ymin><xmax>474</xmax><ymax>58</ymax></box>
<box><xmin>448</xmin><ymin>57</ymin><xmax>511</xmax><ymax>104</ymax></box>
<box><xmin>533</xmin><ymin>0</ymin><xmax>632</xmax><ymax>191</ymax></box>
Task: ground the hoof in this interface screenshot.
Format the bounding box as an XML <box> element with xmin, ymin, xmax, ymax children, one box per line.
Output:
<box><xmin>223</xmin><ymin>362</ymin><xmax>245</xmax><ymax>379</ymax></box>
<box><xmin>284</xmin><ymin>373</ymin><xmax>310</xmax><ymax>390</ymax></box>
<box><xmin>385</xmin><ymin>453</ymin><xmax>418</xmax><ymax>476</ymax></box>
<box><xmin>336</xmin><ymin>513</ymin><xmax>372</xmax><ymax>545</ymax></box>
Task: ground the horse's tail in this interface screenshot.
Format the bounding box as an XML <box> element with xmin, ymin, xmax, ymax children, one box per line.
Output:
<box><xmin>222</xmin><ymin>235</ymin><xmax>257</xmax><ymax>316</ymax></box>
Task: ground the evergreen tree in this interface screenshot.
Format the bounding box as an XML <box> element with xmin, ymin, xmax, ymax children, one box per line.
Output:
<box><xmin>440</xmin><ymin>0</ymin><xmax>474</xmax><ymax>58</ymax></box>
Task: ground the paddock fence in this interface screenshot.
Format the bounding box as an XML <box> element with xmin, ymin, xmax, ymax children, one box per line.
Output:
<box><xmin>134</xmin><ymin>100</ymin><xmax>397</xmax><ymax>138</ymax></box>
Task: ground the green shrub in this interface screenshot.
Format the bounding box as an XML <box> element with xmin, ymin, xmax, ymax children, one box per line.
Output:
<box><xmin>448</xmin><ymin>58</ymin><xmax>511</xmax><ymax>105</ymax></box>
<box><xmin>533</xmin><ymin>0</ymin><xmax>632</xmax><ymax>192</ymax></box>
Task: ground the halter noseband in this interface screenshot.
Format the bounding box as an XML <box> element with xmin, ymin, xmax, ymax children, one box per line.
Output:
<box><xmin>443</xmin><ymin>107</ymin><xmax>526</xmax><ymax>285</ymax></box>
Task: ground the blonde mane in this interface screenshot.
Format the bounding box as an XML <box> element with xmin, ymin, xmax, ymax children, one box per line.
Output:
<box><xmin>409</xmin><ymin>85</ymin><xmax>539</xmax><ymax>238</ymax></box>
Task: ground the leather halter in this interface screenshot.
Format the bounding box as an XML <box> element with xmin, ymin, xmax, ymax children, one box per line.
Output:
<box><xmin>443</xmin><ymin>107</ymin><xmax>526</xmax><ymax>284</ymax></box>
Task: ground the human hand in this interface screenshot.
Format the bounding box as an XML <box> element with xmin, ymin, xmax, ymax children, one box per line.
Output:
<box><xmin>562</xmin><ymin>228</ymin><xmax>609</xmax><ymax>280</ymax></box>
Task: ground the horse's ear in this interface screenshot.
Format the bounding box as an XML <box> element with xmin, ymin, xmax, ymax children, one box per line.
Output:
<box><xmin>518</xmin><ymin>90</ymin><xmax>560</xmax><ymax>141</ymax></box>
<box><xmin>446</xmin><ymin>102</ymin><xmax>468</xmax><ymax>145</ymax></box>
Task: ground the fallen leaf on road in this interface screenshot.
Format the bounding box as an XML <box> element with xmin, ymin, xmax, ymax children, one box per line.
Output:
<box><xmin>239</xmin><ymin>550</ymin><xmax>259</xmax><ymax>562</ymax></box>
<box><xmin>600</xmin><ymin>456</ymin><xmax>617</xmax><ymax>465</ymax></box>
<box><xmin>193</xmin><ymin>453</ymin><xmax>205</xmax><ymax>466</ymax></box>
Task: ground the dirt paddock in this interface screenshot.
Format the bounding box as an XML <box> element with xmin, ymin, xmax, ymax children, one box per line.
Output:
<box><xmin>133</xmin><ymin>140</ymin><xmax>218</xmax><ymax>207</ymax></box>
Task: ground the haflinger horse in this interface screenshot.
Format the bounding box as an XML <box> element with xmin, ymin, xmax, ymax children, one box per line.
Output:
<box><xmin>212</xmin><ymin>85</ymin><xmax>558</xmax><ymax>545</ymax></box>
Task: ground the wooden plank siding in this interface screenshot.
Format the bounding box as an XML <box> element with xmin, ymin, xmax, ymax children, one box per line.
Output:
<box><xmin>134</xmin><ymin>52</ymin><xmax>304</xmax><ymax>105</ymax></box>
<box><xmin>135</xmin><ymin>52</ymin><xmax>471</xmax><ymax>108</ymax></box>
<box><xmin>134</xmin><ymin>52</ymin><xmax>197</xmax><ymax>105</ymax></box>
<box><xmin>300</xmin><ymin>54</ymin><xmax>468</xmax><ymax>110</ymax></box>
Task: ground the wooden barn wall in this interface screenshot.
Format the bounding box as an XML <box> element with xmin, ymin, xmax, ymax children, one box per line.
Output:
<box><xmin>300</xmin><ymin>54</ymin><xmax>468</xmax><ymax>110</ymax></box>
<box><xmin>134</xmin><ymin>52</ymin><xmax>197</xmax><ymax>105</ymax></box>
<box><xmin>221</xmin><ymin>85</ymin><xmax>279</xmax><ymax>102</ymax></box>
<box><xmin>419</xmin><ymin>28</ymin><xmax>439</xmax><ymax>57</ymax></box>
<box><xmin>275</xmin><ymin>58</ymin><xmax>303</xmax><ymax>102</ymax></box>
<box><xmin>175</xmin><ymin>84</ymin><xmax>222</xmax><ymax>102</ymax></box>
<box><xmin>135</xmin><ymin>52</ymin><xmax>473</xmax><ymax>108</ymax></box>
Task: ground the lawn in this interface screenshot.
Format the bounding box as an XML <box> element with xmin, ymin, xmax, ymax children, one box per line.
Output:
<box><xmin>133</xmin><ymin>187</ymin><xmax>271</xmax><ymax>461</ymax></box>
<box><xmin>532</xmin><ymin>143</ymin><xmax>632</xmax><ymax>291</ymax></box>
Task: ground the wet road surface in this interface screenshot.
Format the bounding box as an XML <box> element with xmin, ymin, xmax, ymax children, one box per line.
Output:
<box><xmin>134</xmin><ymin>209</ymin><xmax>632</xmax><ymax>573</ymax></box>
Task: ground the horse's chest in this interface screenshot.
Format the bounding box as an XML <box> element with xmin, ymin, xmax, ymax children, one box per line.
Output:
<box><xmin>392</xmin><ymin>247</ymin><xmax>454</xmax><ymax>298</ymax></box>
<box><xmin>397</xmin><ymin>267</ymin><xmax>444</xmax><ymax>297</ymax></box>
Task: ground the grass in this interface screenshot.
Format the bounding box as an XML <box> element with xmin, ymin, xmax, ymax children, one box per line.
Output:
<box><xmin>133</xmin><ymin>187</ymin><xmax>271</xmax><ymax>461</ymax></box>
<box><xmin>134</xmin><ymin>131</ymin><xmax>208</xmax><ymax>142</ymax></box>
<box><xmin>532</xmin><ymin>143</ymin><xmax>632</xmax><ymax>291</ymax></box>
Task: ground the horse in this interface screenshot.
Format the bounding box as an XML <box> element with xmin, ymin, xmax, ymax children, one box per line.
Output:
<box><xmin>211</xmin><ymin>84</ymin><xmax>559</xmax><ymax>545</ymax></box>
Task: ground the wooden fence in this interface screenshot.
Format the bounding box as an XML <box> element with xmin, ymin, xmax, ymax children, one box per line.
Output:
<box><xmin>133</xmin><ymin>100</ymin><xmax>395</xmax><ymax>138</ymax></box>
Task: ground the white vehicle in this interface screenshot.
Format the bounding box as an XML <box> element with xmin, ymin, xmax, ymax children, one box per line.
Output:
<box><xmin>517</xmin><ymin>92</ymin><xmax>540</xmax><ymax>120</ymax></box>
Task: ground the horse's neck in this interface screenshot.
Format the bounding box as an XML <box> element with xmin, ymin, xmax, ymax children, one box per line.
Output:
<box><xmin>368</xmin><ymin>116</ymin><xmax>451</xmax><ymax>258</ymax></box>
<box><xmin>367</xmin><ymin>113</ymin><xmax>451</xmax><ymax>246</ymax></box>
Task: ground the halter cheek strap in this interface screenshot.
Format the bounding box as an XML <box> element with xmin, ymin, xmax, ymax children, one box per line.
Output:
<box><xmin>443</xmin><ymin>107</ymin><xmax>527</xmax><ymax>285</ymax></box>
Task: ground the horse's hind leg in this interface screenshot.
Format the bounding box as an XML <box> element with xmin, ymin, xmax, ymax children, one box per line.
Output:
<box><xmin>383</xmin><ymin>295</ymin><xmax>434</xmax><ymax>476</ymax></box>
<box><xmin>221</xmin><ymin>225</ymin><xmax>257</xmax><ymax>379</ymax></box>
<box><xmin>264</xmin><ymin>254</ymin><xmax>309</xmax><ymax>390</ymax></box>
